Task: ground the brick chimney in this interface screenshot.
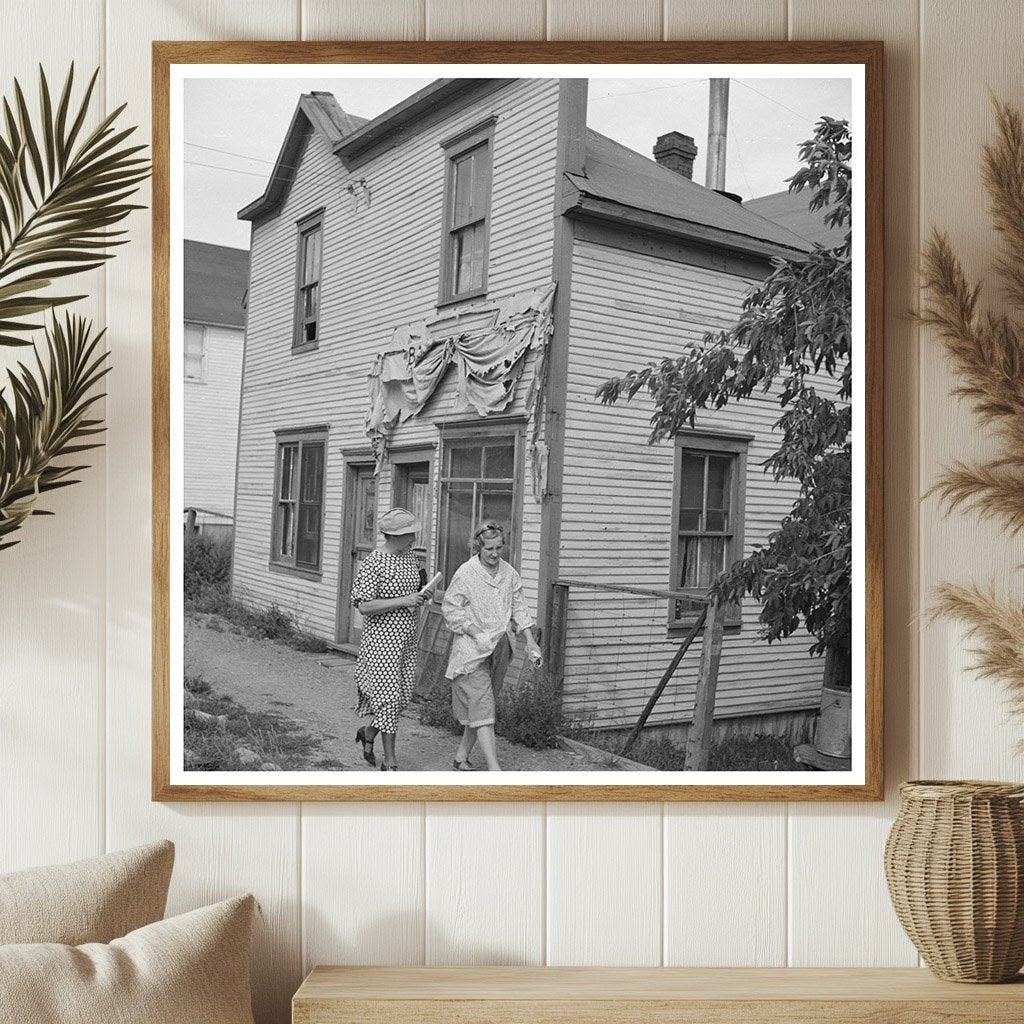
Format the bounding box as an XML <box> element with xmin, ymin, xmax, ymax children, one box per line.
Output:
<box><xmin>653</xmin><ymin>132</ymin><xmax>698</xmax><ymax>179</ymax></box>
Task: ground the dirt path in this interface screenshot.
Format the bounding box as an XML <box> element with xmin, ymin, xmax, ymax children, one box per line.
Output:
<box><xmin>184</xmin><ymin>614</ymin><xmax>614</xmax><ymax>773</ymax></box>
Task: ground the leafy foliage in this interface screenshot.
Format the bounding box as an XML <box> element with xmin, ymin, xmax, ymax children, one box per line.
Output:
<box><xmin>0</xmin><ymin>65</ymin><xmax>148</xmax><ymax>347</ymax></box>
<box><xmin>597</xmin><ymin>117</ymin><xmax>853</xmax><ymax>677</ymax></box>
<box><xmin>0</xmin><ymin>65</ymin><xmax>147</xmax><ymax>550</ymax></box>
<box><xmin>0</xmin><ymin>314</ymin><xmax>109</xmax><ymax>550</ymax></box>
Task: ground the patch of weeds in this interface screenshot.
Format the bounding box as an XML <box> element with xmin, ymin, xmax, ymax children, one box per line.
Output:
<box><xmin>184</xmin><ymin>689</ymin><xmax>327</xmax><ymax>772</ymax></box>
<box><xmin>313</xmin><ymin>757</ymin><xmax>347</xmax><ymax>770</ymax></box>
<box><xmin>183</xmin><ymin>533</ymin><xmax>233</xmax><ymax>601</ymax></box>
<box><xmin>185</xmin><ymin>673</ymin><xmax>211</xmax><ymax>695</ymax></box>
<box><xmin>568</xmin><ymin>729</ymin><xmax>800</xmax><ymax>772</ymax></box>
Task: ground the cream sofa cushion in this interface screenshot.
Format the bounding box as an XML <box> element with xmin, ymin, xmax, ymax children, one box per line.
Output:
<box><xmin>0</xmin><ymin>840</ymin><xmax>174</xmax><ymax>945</ymax></box>
<box><xmin>0</xmin><ymin>894</ymin><xmax>256</xmax><ymax>1024</ymax></box>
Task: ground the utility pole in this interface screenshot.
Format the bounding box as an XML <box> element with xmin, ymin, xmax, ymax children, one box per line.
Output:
<box><xmin>705</xmin><ymin>78</ymin><xmax>730</xmax><ymax>192</ymax></box>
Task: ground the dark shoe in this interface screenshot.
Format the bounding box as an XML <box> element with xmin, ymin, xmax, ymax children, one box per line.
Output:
<box><xmin>380</xmin><ymin>763</ymin><xmax>399</xmax><ymax>772</ymax></box>
<box><xmin>453</xmin><ymin>757</ymin><xmax>476</xmax><ymax>771</ymax></box>
<box><xmin>355</xmin><ymin>726</ymin><xmax>376</xmax><ymax>766</ymax></box>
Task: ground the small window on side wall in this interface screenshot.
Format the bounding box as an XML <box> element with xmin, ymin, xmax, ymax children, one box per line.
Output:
<box><xmin>294</xmin><ymin>211</ymin><xmax>323</xmax><ymax>350</ymax></box>
<box><xmin>670</xmin><ymin>435</ymin><xmax>749</xmax><ymax>629</ymax></box>
<box><xmin>184</xmin><ymin>322</ymin><xmax>206</xmax><ymax>381</ymax></box>
<box><xmin>272</xmin><ymin>430</ymin><xmax>326</xmax><ymax>573</ymax></box>
<box><xmin>439</xmin><ymin>120</ymin><xmax>495</xmax><ymax>306</ymax></box>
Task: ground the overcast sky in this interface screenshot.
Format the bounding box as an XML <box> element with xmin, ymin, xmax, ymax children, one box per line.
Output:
<box><xmin>183</xmin><ymin>76</ymin><xmax>852</xmax><ymax>251</ymax></box>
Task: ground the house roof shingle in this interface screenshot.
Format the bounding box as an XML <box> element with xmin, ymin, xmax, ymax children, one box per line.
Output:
<box><xmin>744</xmin><ymin>188</ymin><xmax>844</xmax><ymax>248</ymax></box>
<box><xmin>184</xmin><ymin>240</ymin><xmax>249</xmax><ymax>329</ymax></box>
<box><xmin>564</xmin><ymin>129</ymin><xmax>814</xmax><ymax>260</ymax></box>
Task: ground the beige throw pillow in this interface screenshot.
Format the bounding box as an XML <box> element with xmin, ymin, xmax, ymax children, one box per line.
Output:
<box><xmin>0</xmin><ymin>840</ymin><xmax>174</xmax><ymax>945</ymax></box>
<box><xmin>0</xmin><ymin>894</ymin><xmax>256</xmax><ymax>1024</ymax></box>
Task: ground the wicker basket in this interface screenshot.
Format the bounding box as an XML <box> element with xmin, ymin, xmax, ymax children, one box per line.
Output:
<box><xmin>884</xmin><ymin>780</ymin><xmax>1024</xmax><ymax>982</ymax></box>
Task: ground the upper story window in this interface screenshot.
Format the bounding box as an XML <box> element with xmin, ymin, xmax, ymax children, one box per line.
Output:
<box><xmin>670</xmin><ymin>434</ymin><xmax>750</xmax><ymax>630</ymax></box>
<box><xmin>439</xmin><ymin>120</ymin><xmax>495</xmax><ymax>306</ymax></box>
<box><xmin>183</xmin><ymin>322</ymin><xmax>206</xmax><ymax>382</ymax></box>
<box><xmin>294</xmin><ymin>211</ymin><xmax>323</xmax><ymax>350</ymax></box>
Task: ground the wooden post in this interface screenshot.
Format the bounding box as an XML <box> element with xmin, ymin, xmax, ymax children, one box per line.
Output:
<box><xmin>545</xmin><ymin>582</ymin><xmax>569</xmax><ymax>698</ymax></box>
<box><xmin>620</xmin><ymin>603</ymin><xmax>707</xmax><ymax>756</ymax></box>
<box><xmin>684</xmin><ymin>597</ymin><xmax>725</xmax><ymax>771</ymax></box>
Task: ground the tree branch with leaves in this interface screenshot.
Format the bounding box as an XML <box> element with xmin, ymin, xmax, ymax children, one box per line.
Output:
<box><xmin>597</xmin><ymin>116</ymin><xmax>853</xmax><ymax>688</ymax></box>
<box><xmin>0</xmin><ymin>65</ymin><xmax>148</xmax><ymax>550</ymax></box>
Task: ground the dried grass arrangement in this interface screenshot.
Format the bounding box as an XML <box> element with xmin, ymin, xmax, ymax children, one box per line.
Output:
<box><xmin>920</xmin><ymin>98</ymin><xmax>1024</xmax><ymax>719</ymax></box>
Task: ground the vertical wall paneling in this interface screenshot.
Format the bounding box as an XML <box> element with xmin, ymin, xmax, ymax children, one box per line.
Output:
<box><xmin>425</xmin><ymin>0</ymin><xmax>545</xmax><ymax>41</ymax></box>
<box><xmin>664</xmin><ymin>804</ymin><xmax>787</xmax><ymax>965</ymax></box>
<box><xmin>663</xmin><ymin>0</ymin><xmax>787</xmax><ymax>40</ymax></box>
<box><xmin>301</xmin><ymin>0</ymin><xmax>425</xmax><ymax>40</ymax></box>
<box><xmin>546</xmin><ymin>804</ymin><xmax>662</xmax><ymax>964</ymax></box>
<box><xmin>786</xmin><ymin>0</ymin><xmax>921</xmax><ymax>967</ymax></box>
<box><xmin>0</xmin><ymin>0</ymin><xmax>106</xmax><ymax>875</ymax></box>
<box><xmin>103</xmin><ymin>4</ymin><xmax>302</xmax><ymax>1023</ymax></box>
<box><xmin>424</xmin><ymin>803</ymin><xmax>545</xmax><ymax>964</ymax></box>
<box><xmin>655</xmin><ymin>0</ymin><xmax>790</xmax><ymax>970</ymax></box>
<box><xmin>918</xmin><ymin>0</ymin><xmax>1024</xmax><ymax>779</ymax></box>
<box><xmin>303</xmin><ymin>805</ymin><xmax>426</xmax><ymax>970</ymax></box>
<box><xmin>546</xmin><ymin>0</ymin><xmax>662</xmax><ymax>41</ymax></box>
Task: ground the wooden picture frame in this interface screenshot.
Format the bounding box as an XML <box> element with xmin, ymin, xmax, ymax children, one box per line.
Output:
<box><xmin>154</xmin><ymin>41</ymin><xmax>883</xmax><ymax>801</ymax></box>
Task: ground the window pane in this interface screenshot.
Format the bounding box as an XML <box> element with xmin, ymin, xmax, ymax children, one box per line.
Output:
<box><xmin>303</xmin><ymin>227</ymin><xmax>321</xmax><ymax>284</ymax></box>
<box><xmin>278</xmin><ymin>504</ymin><xmax>294</xmax><ymax>557</ymax></box>
<box><xmin>443</xmin><ymin>483</ymin><xmax>475</xmax><ymax>583</ymax></box>
<box><xmin>356</xmin><ymin>474</ymin><xmax>377</xmax><ymax>545</ymax></box>
<box><xmin>678</xmin><ymin>536</ymin><xmax>699</xmax><ymax>589</ymax></box>
<box><xmin>449</xmin><ymin>444</ymin><xmax>482</xmax><ymax>478</ymax></box>
<box><xmin>184</xmin><ymin>324</ymin><xmax>204</xmax><ymax>380</ymax></box>
<box><xmin>279</xmin><ymin>445</ymin><xmax>297</xmax><ymax>500</ymax></box>
<box><xmin>678</xmin><ymin>453</ymin><xmax>704</xmax><ymax>529</ymax></box>
<box><xmin>296</xmin><ymin>502</ymin><xmax>321</xmax><ymax>568</ymax></box>
<box><xmin>707</xmin><ymin>456</ymin><xmax>731</xmax><ymax>513</ymax></box>
<box><xmin>453</xmin><ymin>222</ymin><xmax>484</xmax><ymax>294</ymax></box>
<box><xmin>452</xmin><ymin>146</ymin><xmax>485</xmax><ymax>225</ymax></box>
<box><xmin>300</xmin><ymin>444</ymin><xmax>324</xmax><ymax>503</ymax></box>
<box><xmin>483</xmin><ymin>443</ymin><xmax>515</xmax><ymax>479</ymax></box>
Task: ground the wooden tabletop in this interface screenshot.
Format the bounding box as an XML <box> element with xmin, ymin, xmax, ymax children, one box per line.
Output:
<box><xmin>292</xmin><ymin>968</ymin><xmax>1024</xmax><ymax>1024</ymax></box>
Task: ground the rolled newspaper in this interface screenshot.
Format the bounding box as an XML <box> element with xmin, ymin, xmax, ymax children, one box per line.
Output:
<box><xmin>421</xmin><ymin>571</ymin><xmax>443</xmax><ymax>594</ymax></box>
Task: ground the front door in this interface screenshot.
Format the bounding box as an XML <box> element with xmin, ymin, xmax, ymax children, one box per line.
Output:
<box><xmin>339</xmin><ymin>463</ymin><xmax>378</xmax><ymax>647</ymax></box>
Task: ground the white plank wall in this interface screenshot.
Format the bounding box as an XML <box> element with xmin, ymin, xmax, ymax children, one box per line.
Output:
<box><xmin>5</xmin><ymin>2</ymin><xmax>1024</xmax><ymax>1022</ymax></box>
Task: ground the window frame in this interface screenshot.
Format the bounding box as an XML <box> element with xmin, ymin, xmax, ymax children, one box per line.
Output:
<box><xmin>435</xmin><ymin>418</ymin><xmax>524</xmax><ymax>585</ymax></box>
<box><xmin>183</xmin><ymin>321</ymin><xmax>207</xmax><ymax>383</ymax></box>
<box><xmin>437</xmin><ymin>118</ymin><xmax>496</xmax><ymax>309</ymax></box>
<box><xmin>293</xmin><ymin>209</ymin><xmax>324</xmax><ymax>353</ymax></box>
<box><xmin>270</xmin><ymin>426</ymin><xmax>328</xmax><ymax>578</ymax></box>
<box><xmin>669</xmin><ymin>432</ymin><xmax>751</xmax><ymax>632</ymax></box>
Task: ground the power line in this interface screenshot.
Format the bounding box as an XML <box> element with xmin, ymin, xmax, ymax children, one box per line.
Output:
<box><xmin>589</xmin><ymin>79</ymin><xmax>707</xmax><ymax>102</ymax></box>
<box><xmin>186</xmin><ymin>140</ymin><xmax>275</xmax><ymax>164</ymax></box>
<box><xmin>732</xmin><ymin>79</ymin><xmax>816</xmax><ymax>127</ymax></box>
<box><xmin>185</xmin><ymin>159</ymin><xmax>269</xmax><ymax>180</ymax></box>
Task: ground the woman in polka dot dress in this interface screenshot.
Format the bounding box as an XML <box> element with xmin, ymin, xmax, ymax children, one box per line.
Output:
<box><xmin>351</xmin><ymin>508</ymin><xmax>428</xmax><ymax>771</ymax></box>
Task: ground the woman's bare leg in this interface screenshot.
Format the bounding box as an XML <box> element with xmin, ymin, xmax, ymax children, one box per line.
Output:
<box><xmin>476</xmin><ymin>724</ymin><xmax>501</xmax><ymax>771</ymax></box>
<box><xmin>456</xmin><ymin>726</ymin><xmax>477</xmax><ymax>764</ymax></box>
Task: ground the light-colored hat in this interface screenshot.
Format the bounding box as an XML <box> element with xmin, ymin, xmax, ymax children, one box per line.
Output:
<box><xmin>378</xmin><ymin>507</ymin><xmax>421</xmax><ymax>536</ymax></box>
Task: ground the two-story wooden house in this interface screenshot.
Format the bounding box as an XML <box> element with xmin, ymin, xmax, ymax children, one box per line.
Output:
<box><xmin>230</xmin><ymin>78</ymin><xmax>833</xmax><ymax>742</ymax></box>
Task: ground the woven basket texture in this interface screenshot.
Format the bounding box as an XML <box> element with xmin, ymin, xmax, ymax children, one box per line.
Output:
<box><xmin>884</xmin><ymin>780</ymin><xmax>1024</xmax><ymax>983</ymax></box>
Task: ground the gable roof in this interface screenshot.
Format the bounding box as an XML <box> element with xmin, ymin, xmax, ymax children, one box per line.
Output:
<box><xmin>238</xmin><ymin>92</ymin><xmax>368</xmax><ymax>222</ymax></box>
<box><xmin>744</xmin><ymin>189</ymin><xmax>844</xmax><ymax>248</ymax></box>
<box><xmin>564</xmin><ymin>129</ymin><xmax>813</xmax><ymax>261</ymax></box>
<box><xmin>184</xmin><ymin>240</ymin><xmax>249</xmax><ymax>328</ymax></box>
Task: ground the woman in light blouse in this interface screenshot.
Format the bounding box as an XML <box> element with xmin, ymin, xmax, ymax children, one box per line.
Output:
<box><xmin>441</xmin><ymin>520</ymin><xmax>542</xmax><ymax>771</ymax></box>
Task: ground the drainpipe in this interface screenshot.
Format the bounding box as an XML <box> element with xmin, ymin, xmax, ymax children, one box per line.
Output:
<box><xmin>705</xmin><ymin>78</ymin><xmax>730</xmax><ymax>192</ymax></box>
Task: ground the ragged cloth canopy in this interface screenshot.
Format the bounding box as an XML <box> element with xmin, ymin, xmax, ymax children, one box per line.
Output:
<box><xmin>364</xmin><ymin>283</ymin><xmax>555</xmax><ymax>444</ymax></box>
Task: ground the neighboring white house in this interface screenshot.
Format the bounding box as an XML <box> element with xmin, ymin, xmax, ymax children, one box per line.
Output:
<box><xmin>183</xmin><ymin>239</ymin><xmax>249</xmax><ymax>538</ymax></box>
<box><xmin>230</xmin><ymin>80</ymin><xmax>840</xmax><ymax>742</ymax></box>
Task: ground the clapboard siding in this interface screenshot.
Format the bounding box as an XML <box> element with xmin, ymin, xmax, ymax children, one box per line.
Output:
<box><xmin>233</xmin><ymin>79</ymin><xmax>561</xmax><ymax>637</ymax></box>
<box><xmin>183</xmin><ymin>324</ymin><xmax>244</xmax><ymax>520</ymax></box>
<box><xmin>559</xmin><ymin>238</ymin><xmax>824</xmax><ymax>728</ymax></box>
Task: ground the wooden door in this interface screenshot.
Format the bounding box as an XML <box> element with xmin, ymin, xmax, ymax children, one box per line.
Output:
<box><xmin>340</xmin><ymin>464</ymin><xmax>378</xmax><ymax>646</ymax></box>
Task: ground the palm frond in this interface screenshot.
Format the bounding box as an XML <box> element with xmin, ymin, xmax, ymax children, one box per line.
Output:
<box><xmin>0</xmin><ymin>312</ymin><xmax>109</xmax><ymax>547</ymax></box>
<box><xmin>0</xmin><ymin>64</ymin><xmax>149</xmax><ymax>346</ymax></box>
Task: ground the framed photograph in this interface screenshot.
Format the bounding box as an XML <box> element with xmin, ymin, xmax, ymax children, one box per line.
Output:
<box><xmin>153</xmin><ymin>41</ymin><xmax>882</xmax><ymax>801</ymax></box>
